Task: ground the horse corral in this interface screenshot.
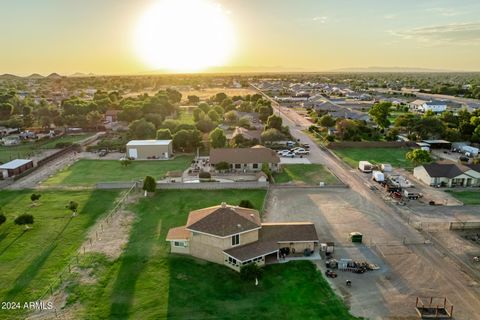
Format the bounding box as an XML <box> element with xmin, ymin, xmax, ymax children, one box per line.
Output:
<box><xmin>415</xmin><ymin>297</ymin><xmax>453</xmax><ymax>319</ymax></box>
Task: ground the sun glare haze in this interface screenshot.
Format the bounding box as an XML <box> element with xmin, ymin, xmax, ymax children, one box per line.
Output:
<box><xmin>134</xmin><ymin>0</ymin><xmax>235</xmax><ymax>72</ymax></box>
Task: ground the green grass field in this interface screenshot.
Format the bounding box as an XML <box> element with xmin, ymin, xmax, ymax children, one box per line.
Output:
<box><xmin>275</xmin><ymin>164</ymin><xmax>340</xmax><ymax>185</ymax></box>
<box><xmin>177</xmin><ymin>110</ymin><xmax>195</xmax><ymax>124</ymax></box>
<box><xmin>0</xmin><ymin>134</ymin><xmax>93</xmax><ymax>163</ymax></box>
<box><xmin>62</xmin><ymin>189</ymin><xmax>358</xmax><ymax>319</ymax></box>
<box><xmin>333</xmin><ymin>147</ymin><xmax>412</xmax><ymax>169</ymax></box>
<box><xmin>445</xmin><ymin>190</ymin><xmax>480</xmax><ymax>205</ymax></box>
<box><xmin>0</xmin><ymin>189</ymin><xmax>119</xmax><ymax>320</ymax></box>
<box><xmin>43</xmin><ymin>156</ymin><xmax>193</xmax><ymax>186</ymax></box>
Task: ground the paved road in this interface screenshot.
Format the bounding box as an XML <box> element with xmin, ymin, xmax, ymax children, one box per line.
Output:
<box><xmin>253</xmin><ymin>85</ymin><xmax>480</xmax><ymax>319</ymax></box>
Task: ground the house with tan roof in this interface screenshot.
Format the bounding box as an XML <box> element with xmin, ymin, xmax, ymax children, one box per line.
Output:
<box><xmin>166</xmin><ymin>203</ymin><xmax>319</xmax><ymax>271</ymax></box>
<box><xmin>209</xmin><ymin>146</ymin><xmax>280</xmax><ymax>173</ymax></box>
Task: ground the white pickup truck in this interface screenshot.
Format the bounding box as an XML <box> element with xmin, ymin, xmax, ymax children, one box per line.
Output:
<box><xmin>293</xmin><ymin>148</ymin><xmax>310</xmax><ymax>155</ymax></box>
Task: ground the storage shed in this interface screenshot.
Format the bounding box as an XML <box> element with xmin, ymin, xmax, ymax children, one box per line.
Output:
<box><xmin>126</xmin><ymin>140</ymin><xmax>173</xmax><ymax>160</ymax></box>
<box><xmin>0</xmin><ymin>159</ymin><xmax>34</xmax><ymax>178</ymax></box>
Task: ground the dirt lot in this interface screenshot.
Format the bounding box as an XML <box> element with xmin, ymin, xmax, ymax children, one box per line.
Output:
<box><xmin>430</xmin><ymin>229</ymin><xmax>480</xmax><ymax>272</ymax></box>
<box><xmin>264</xmin><ymin>188</ymin><xmax>480</xmax><ymax>319</ymax></box>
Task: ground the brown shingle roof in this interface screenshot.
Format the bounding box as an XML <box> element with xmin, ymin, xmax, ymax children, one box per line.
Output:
<box><xmin>260</xmin><ymin>223</ymin><xmax>319</xmax><ymax>243</ymax></box>
<box><xmin>422</xmin><ymin>161</ymin><xmax>480</xmax><ymax>178</ymax></box>
<box><xmin>232</xmin><ymin>127</ymin><xmax>262</xmax><ymax>141</ymax></box>
<box><xmin>166</xmin><ymin>226</ymin><xmax>191</xmax><ymax>240</ymax></box>
<box><xmin>186</xmin><ymin>204</ymin><xmax>261</xmax><ymax>237</ymax></box>
<box><xmin>224</xmin><ymin>223</ymin><xmax>318</xmax><ymax>261</ymax></box>
<box><xmin>209</xmin><ymin>147</ymin><xmax>280</xmax><ymax>165</ymax></box>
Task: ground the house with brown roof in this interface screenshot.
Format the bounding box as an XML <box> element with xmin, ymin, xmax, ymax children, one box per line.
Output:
<box><xmin>413</xmin><ymin>161</ymin><xmax>480</xmax><ymax>187</ymax></box>
<box><xmin>166</xmin><ymin>203</ymin><xmax>319</xmax><ymax>271</ymax></box>
<box><xmin>231</xmin><ymin>127</ymin><xmax>262</xmax><ymax>143</ymax></box>
<box><xmin>209</xmin><ymin>146</ymin><xmax>280</xmax><ymax>173</ymax></box>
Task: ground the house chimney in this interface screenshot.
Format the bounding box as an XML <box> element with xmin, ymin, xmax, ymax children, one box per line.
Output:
<box><xmin>221</xmin><ymin>202</ymin><xmax>227</xmax><ymax>208</ymax></box>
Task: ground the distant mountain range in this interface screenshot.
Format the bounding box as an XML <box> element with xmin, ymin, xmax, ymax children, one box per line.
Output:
<box><xmin>0</xmin><ymin>72</ymin><xmax>97</xmax><ymax>79</ymax></box>
<box><xmin>328</xmin><ymin>66</ymin><xmax>460</xmax><ymax>73</ymax></box>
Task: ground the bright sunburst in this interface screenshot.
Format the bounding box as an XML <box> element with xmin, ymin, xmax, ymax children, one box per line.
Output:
<box><xmin>134</xmin><ymin>0</ymin><xmax>235</xmax><ymax>72</ymax></box>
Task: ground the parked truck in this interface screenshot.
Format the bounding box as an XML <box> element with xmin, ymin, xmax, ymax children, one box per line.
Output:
<box><xmin>358</xmin><ymin>161</ymin><xmax>373</xmax><ymax>173</ymax></box>
<box><xmin>403</xmin><ymin>188</ymin><xmax>421</xmax><ymax>200</ymax></box>
<box><xmin>461</xmin><ymin>145</ymin><xmax>479</xmax><ymax>157</ymax></box>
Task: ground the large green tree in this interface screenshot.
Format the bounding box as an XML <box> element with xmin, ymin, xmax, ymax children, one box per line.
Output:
<box><xmin>406</xmin><ymin>149</ymin><xmax>432</xmax><ymax>166</ymax></box>
<box><xmin>209</xmin><ymin>127</ymin><xmax>227</xmax><ymax>148</ymax></box>
<box><xmin>261</xmin><ymin>128</ymin><xmax>285</xmax><ymax>142</ymax></box>
<box><xmin>156</xmin><ymin>128</ymin><xmax>172</xmax><ymax>140</ymax></box>
<box><xmin>128</xmin><ymin>119</ymin><xmax>156</xmax><ymax>139</ymax></box>
<box><xmin>368</xmin><ymin>102</ymin><xmax>391</xmax><ymax>129</ymax></box>
<box><xmin>172</xmin><ymin>129</ymin><xmax>202</xmax><ymax>152</ymax></box>
<box><xmin>266</xmin><ymin>114</ymin><xmax>282</xmax><ymax>130</ymax></box>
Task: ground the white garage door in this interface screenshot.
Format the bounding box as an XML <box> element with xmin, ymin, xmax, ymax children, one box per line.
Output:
<box><xmin>128</xmin><ymin>148</ymin><xmax>138</xmax><ymax>159</ymax></box>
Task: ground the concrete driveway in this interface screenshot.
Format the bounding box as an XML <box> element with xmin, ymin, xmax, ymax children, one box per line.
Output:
<box><xmin>279</xmin><ymin>157</ymin><xmax>311</xmax><ymax>164</ymax></box>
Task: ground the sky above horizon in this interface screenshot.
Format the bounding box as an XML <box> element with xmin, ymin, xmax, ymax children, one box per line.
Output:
<box><xmin>1</xmin><ymin>0</ymin><xmax>480</xmax><ymax>75</ymax></box>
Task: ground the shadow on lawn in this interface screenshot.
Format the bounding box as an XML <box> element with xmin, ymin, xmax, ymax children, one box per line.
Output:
<box><xmin>2</xmin><ymin>190</ymin><xmax>112</xmax><ymax>301</ymax></box>
<box><xmin>108</xmin><ymin>201</ymin><xmax>162</xmax><ymax>319</ymax></box>
<box><xmin>5</xmin><ymin>243</ymin><xmax>57</xmax><ymax>301</ymax></box>
<box><xmin>0</xmin><ymin>230</ymin><xmax>27</xmax><ymax>257</ymax></box>
<box><xmin>3</xmin><ymin>216</ymin><xmax>75</xmax><ymax>300</ymax></box>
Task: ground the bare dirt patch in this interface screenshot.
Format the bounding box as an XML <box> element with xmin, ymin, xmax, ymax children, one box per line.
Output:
<box><xmin>83</xmin><ymin>209</ymin><xmax>135</xmax><ymax>259</ymax></box>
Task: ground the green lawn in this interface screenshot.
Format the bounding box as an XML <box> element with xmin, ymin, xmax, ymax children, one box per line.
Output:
<box><xmin>0</xmin><ymin>134</ymin><xmax>93</xmax><ymax>163</ymax></box>
<box><xmin>177</xmin><ymin>110</ymin><xmax>195</xmax><ymax>124</ymax></box>
<box><xmin>39</xmin><ymin>133</ymin><xmax>94</xmax><ymax>149</ymax></box>
<box><xmin>333</xmin><ymin>147</ymin><xmax>412</xmax><ymax>169</ymax></box>
<box><xmin>43</xmin><ymin>156</ymin><xmax>193</xmax><ymax>186</ymax></box>
<box><xmin>63</xmin><ymin>189</ymin><xmax>359</xmax><ymax>319</ymax></box>
<box><xmin>0</xmin><ymin>189</ymin><xmax>119</xmax><ymax>320</ymax></box>
<box><xmin>445</xmin><ymin>190</ymin><xmax>480</xmax><ymax>205</ymax></box>
<box><xmin>275</xmin><ymin>164</ymin><xmax>340</xmax><ymax>185</ymax></box>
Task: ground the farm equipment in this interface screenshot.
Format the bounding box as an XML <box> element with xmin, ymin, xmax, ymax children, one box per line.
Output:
<box><xmin>325</xmin><ymin>270</ymin><xmax>338</xmax><ymax>278</ymax></box>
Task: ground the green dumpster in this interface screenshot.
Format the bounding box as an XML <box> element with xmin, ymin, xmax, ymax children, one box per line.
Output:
<box><xmin>350</xmin><ymin>232</ymin><xmax>363</xmax><ymax>243</ymax></box>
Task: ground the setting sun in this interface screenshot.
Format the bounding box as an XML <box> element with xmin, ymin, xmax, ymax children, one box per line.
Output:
<box><xmin>134</xmin><ymin>0</ymin><xmax>235</xmax><ymax>72</ymax></box>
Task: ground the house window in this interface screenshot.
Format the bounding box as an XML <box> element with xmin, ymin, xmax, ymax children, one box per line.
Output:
<box><xmin>235</xmin><ymin>164</ymin><xmax>241</xmax><ymax>169</ymax></box>
<box><xmin>228</xmin><ymin>256</ymin><xmax>237</xmax><ymax>265</ymax></box>
<box><xmin>173</xmin><ymin>241</ymin><xmax>186</xmax><ymax>247</ymax></box>
<box><xmin>253</xmin><ymin>163</ymin><xmax>258</xmax><ymax>169</ymax></box>
<box><xmin>232</xmin><ymin>234</ymin><xmax>240</xmax><ymax>246</ymax></box>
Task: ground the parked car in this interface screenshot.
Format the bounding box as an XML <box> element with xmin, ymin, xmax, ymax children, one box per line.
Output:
<box><xmin>286</xmin><ymin>141</ymin><xmax>296</xmax><ymax>147</ymax></box>
<box><xmin>294</xmin><ymin>148</ymin><xmax>309</xmax><ymax>155</ymax></box>
<box><xmin>277</xmin><ymin>149</ymin><xmax>290</xmax><ymax>155</ymax></box>
<box><xmin>99</xmin><ymin>149</ymin><xmax>108</xmax><ymax>157</ymax></box>
<box><xmin>280</xmin><ymin>151</ymin><xmax>295</xmax><ymax>158</ymax></box>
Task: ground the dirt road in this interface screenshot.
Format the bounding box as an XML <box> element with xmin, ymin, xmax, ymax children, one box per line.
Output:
<box><xmin>253</xmin><ymin>86</ymin><xmax>480</xmax><ymax>319</ymax></box>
